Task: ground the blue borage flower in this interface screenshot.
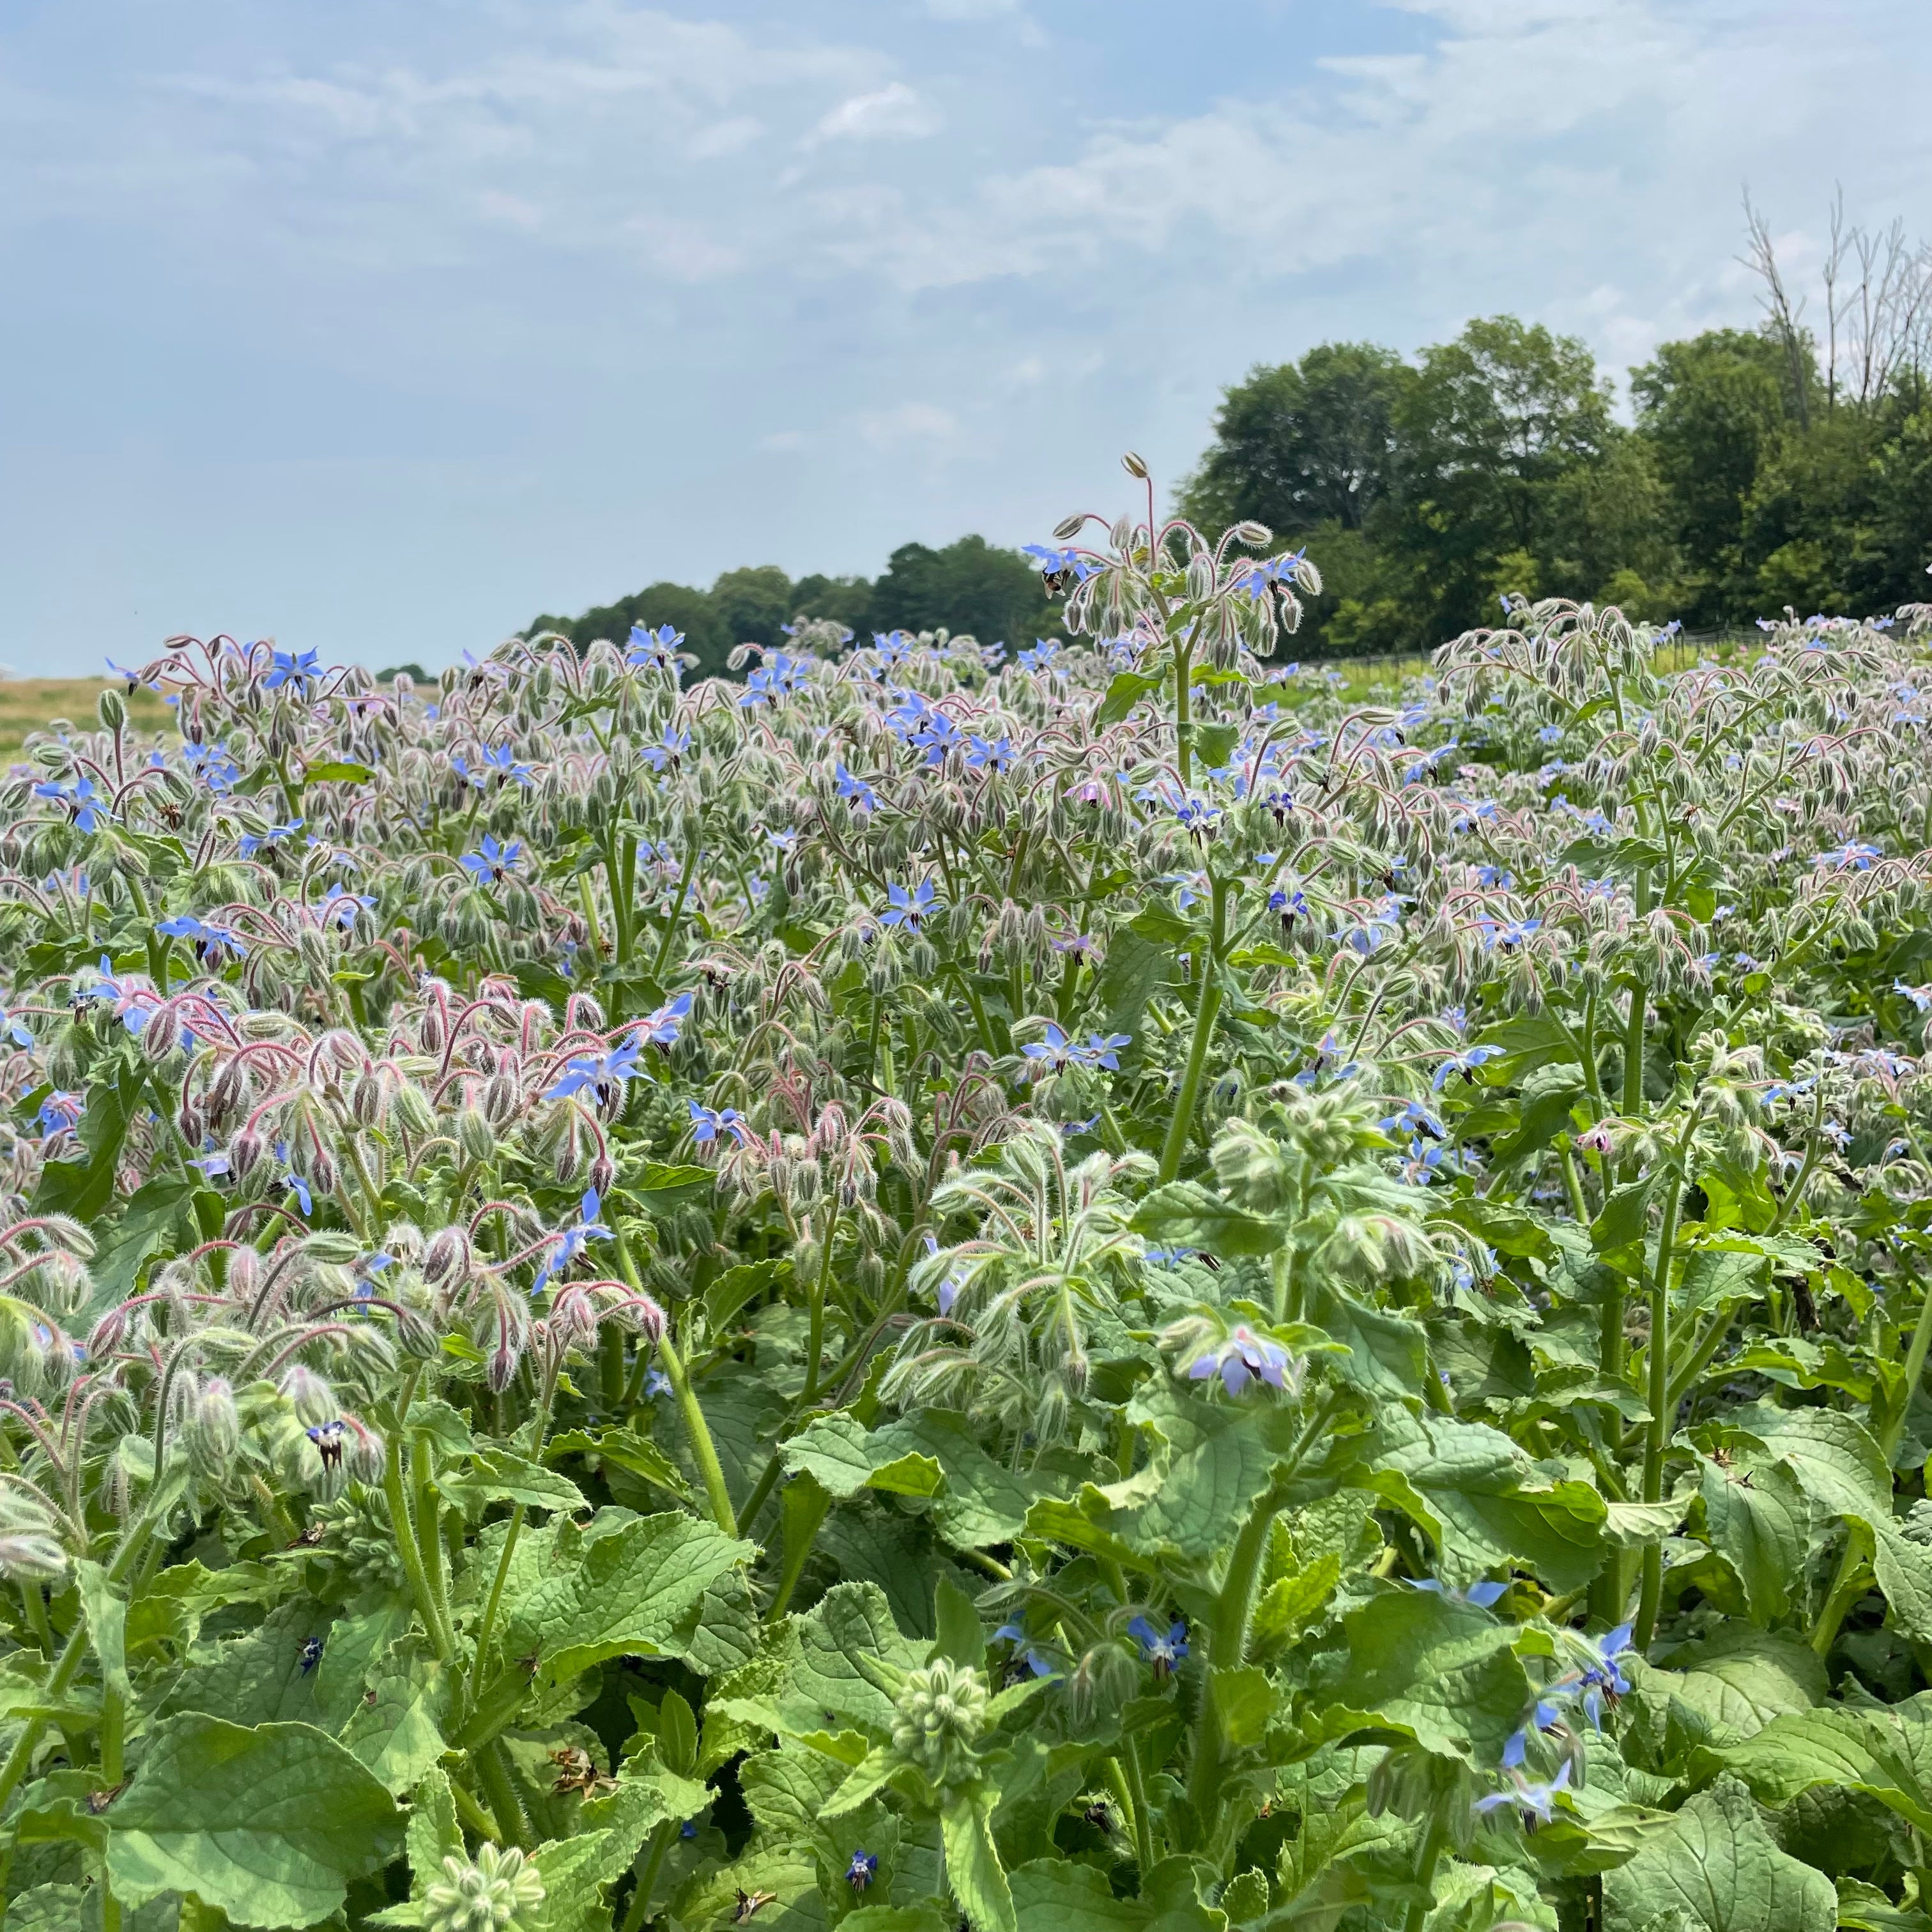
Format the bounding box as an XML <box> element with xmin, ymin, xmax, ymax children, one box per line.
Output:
<box><xmin>689</xmin><ymin>1101</ymin><xmax>753</xmax><ymax>1148</ymax></box>
<box><xmin>1433</xmin><ymin>1045</ymin><xmax>1503</xmax><ymax>1091</ymax></box>
<box><xmin>845</xmin><ymin>1850</ymin><xmax>878</xmax><ymax>1893</ymax></box>
<box><xmin>834</xmin><ymin>763</ymin><xmax>877</xmax><ymax>813</ymax></box>
<box><xmin>544</xmin><ymin>1036</ymin><xmax>645</xmax><ymax>1101</ymax></box>
<box><xmin>642</xmin><ymin>726</ymin><xmax>691</xmax><ymax>773</ymax></box>
<box><xmin>238</xmin><ymin>818</ymin><xmax>305</xmax><ymax>858</ymax></box>
<box><xmin>264</xmin><ymin>647</ymin><xmax>324</xmax><ymax>694</ymax></box>
<box><xmin>1187</xmin><ymin>1325</ymin><xmax>1300</xmax><ymax>1397</ymax></box>
<box><xmin>460</xmin><ymin>835</ymin><xmax>525</xmax><ymax>884</ymax></box>
<box><xmin>157</xmin><ymin>914</ymin><xmax>248</xmax><ymax>963</ymax></box>
<box><xmin>1126</xmin><ymin>1616</ymin><xmax>1188</xmax><ymax>1676</ymax></box>
<box><xmin>533</xmin><ymin>1189</ymin><xmax>611</xmax><ymax>1295</ymax></box>
<box><xmin>1020</xmin><ymin>542</ymin><xmax>1096</xmax><ymax>583</ymax></box>
<box><xmin>880</xmin><ymin>881</ymin><xmax>939</xmax><ymax>931</ymax></box>
<box><xmin>454</xmin><ymin>743</ymin><xmax>536</xmax><ymax>788</ymax></box>
<box><xmin>1473</xmin><ymin>1759</ymin><xmax>1572</xmax><ymax>1827</ymax></box>
<box><xmin>636</xmin><ymin>992</ymin><xmax>694</xmax><ymax>1048</ymax></box>
<box><xmin>1020</xmin><ymin>1023</ymin><xmax>1131</xmax><ymax>1075</ymax></box>
<box><xmin>626</xmin><ymin>622</ymin><xmax>685</xmax><ymax>672</ymax></box>
<box><xmin>992</xmin><ymin>1622</ymin><xmax>1058</xmax><ymax>1679</ymax></box>
<box><xmin>35</xmin><ymin>1091</ymin><xmax>82</xmax><ymax>1138</ymax></box>
<box><xmin>33</xmin><ymin>777</ymin><xmax>114</xmax><ymax>834</ymax></box>
<box><xmin>273</xmin><ymin>1142</ymin><xmax>313</xmax><ymax>1216</ymax></box>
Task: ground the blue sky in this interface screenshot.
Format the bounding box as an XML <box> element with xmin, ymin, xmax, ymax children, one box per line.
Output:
<box><xmin>3</xmin><ymin>0</ymin><xmax>1927</xmax><ymax>674</ymax></box>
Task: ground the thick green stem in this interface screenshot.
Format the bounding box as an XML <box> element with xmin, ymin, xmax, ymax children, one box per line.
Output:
<box><xmin>383</xmin><ymin>1374</ymin><xmax>457</xmax><ymax>1667</ymax></box>
<box><xmin>611</xmin><ymin>1223</ymin><xmax>737</xmax><ymax>1537</ymax></box>
<box><xmin>1403</xmin><ymin>1808</ymin><xmax>1450</xmax><ymax>1932</ymax></box>
<box><xmin>1634</xmin><ymin>1114</ymin><xmax>1698</xmax><ymax>1651</ymax></box>
<box><xmin>1114</xmin><ymin>1735</ymin><xmax>1157</xmax><ymax>1877</ymax></box>
<box><xmin>470</xmin><ymin>1503</ymin><xmax>526</xmax><ymax>1684</ymax></box>
<box><xmin>620</xmin><ymin>1820</ymin><xmax>677</xmax><ymax>1932</ymax></box>
<box><xmin>1158</xmin><ymin>884</ymin><xmax>1228</xmax><ymax>1186</ymax></box>
<box><xmin>1813</xmin><ymin>1280</ymin><xmax>1932</xmax><ymax>1657</ymax></box>
<box><xmin>476</xmin><ymin>1737</ymin><xmax>532</xmax><ymax>1850</ymax></box>
<box><xmin>0</xmin><ymin>1513</ymin><xmax>157</xmax><ymax>1816</ymax></box>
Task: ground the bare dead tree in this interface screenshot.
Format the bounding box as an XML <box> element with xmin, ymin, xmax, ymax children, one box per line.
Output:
<box><xmin>1743</xmin><ymin>187</ymin><xmax>1932</xmax><ymax>427</ymax></box>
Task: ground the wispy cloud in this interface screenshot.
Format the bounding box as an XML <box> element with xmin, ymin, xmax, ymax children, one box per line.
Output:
<box><xmin>0</xmin><ymin>0</ymin><xmax>1926</xmax><ymax>671</ymax></box>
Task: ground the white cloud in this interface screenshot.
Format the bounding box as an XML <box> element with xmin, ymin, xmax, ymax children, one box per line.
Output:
<box><xmin>807</xmin><ymin>82</ymin><xmax>940</xmax><ymax>146</ymax></box>
<box><xmin>858</xmin><ymin>402</ymin><xmax>960</xmax><ymax>448</ymax></box>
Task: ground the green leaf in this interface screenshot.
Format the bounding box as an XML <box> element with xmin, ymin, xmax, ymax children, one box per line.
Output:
<box><xmin>1211</xmin><ymin>1663</ymin><xmax>1277</xmax><ymax>1747</ymax></box>
<box><xmin>405</xmin><ymin>1765</ymin><xmax>464</xmax><ymax>1899</ymax></box>
<box><xmin>86</xmin><ymin>1175</ymin><xmax>196</xmax><ymax>1307</ymax></box>
<box><xmin>776</xmin><ymin>1581</ymin><xmax>924</xmax><ymax>1741</ymax></box>
<box><xmin>504</xmin><ymin>1510</ymin><xmax>754</xmax><ymax>1681</ymax></box>
<box><xmin>941</xmin><ymin>1784</ymin><xmax>1017</xmax><ymax>1932</ymax></box>
<box><xmin>1362</xmin><ymin>1409</ymin><xmax>1607</xmax><ymax>1592</ymax></box>
<box><xmin>163</xmin><ymin>1597</ymin><xmax>335</xmax><ymax>1728</ymax></box>
<box><xmin>1697</xmin><ymin>1453</ymin><xmax>1807</xmax><ymax>1626</ymax></box>
<box><xmin>73</xmin><ymin>1559</ymin><xmax>128</xmax><ymax>1701</ymax></box>
<box><xmin>1094</xmin><ymin>669</ymin><xmax>1164</xmax><ymax>729</ymax></box>
<box><xmin>1190</xmin><ymin>719</ymin><xmax>1240</xmax><ymax>768</ymax></box>
<box><xmin>1308</xmin><ymin>1282</ymin><xmax>1429</xmax><ymax>1404</ymax></box>
<box><xmin>439</xmin><ymin>1445</ymin><xmax>588</xmax><ymax>1517</ymax></box>
<box><xmin>783</xmin><ymin>1413</ymin><xmax>944</xmax><ymax>1501</ymax></box>
<box><xmin>301</xmin><ymin>760</ymin><xmax>376</xmax><ymax>783</ymax></box>
<box><xmin>1602</xmin><ymin>1775</ymin><xmax>1835</xmax><ymax>1932</ymax></box>
<box><xmin>548</xmin><ymin>1424</ymin><xmax>694</xmax><ymax>1505</ymax></box>
<box><xmin>1591</xmin><ymin>1175</ymin><xmax>1656</xmax><ymax>1257</ymax></box>
<box><xmin>104</xmin><ymin>1713</ymin><xmax>402</xmax><ymax>1928</ymax></box>
<box><xmin>339</xmin><ymin>1636</ymin><xmax>451</xmax><ymax>1793</ymax></box>
<box><xmin>1633</xmin><ymin>1630</ymin><xmax>1827</xmax><ymax>1756</ymax></box>
<box><xmin>1309</xmin><ymin>1587</ymin><xmax>1529</xmax><ymax>1766</ymax></box>
<box><xmin>932</xmin><ymin>1575</ymin><xmax>985</xmax><ymax>1670</ymax></box>
<box><xmin>1130</xmin><ymin>1180</ymin><xmax>1284</xmax><ymax>1259</ymax></box>
<box><xmin>658</xmin><ymin>1688</ymin><xmax>699</xmax><ymax>1777</ymax></box>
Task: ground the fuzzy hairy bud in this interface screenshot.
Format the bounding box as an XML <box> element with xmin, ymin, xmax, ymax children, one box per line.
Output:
<box><xmin>424</xmin><ymin>1843</ymin><xmax>545</xmax><ymax>1932</ymax></box>
<box><xmin>422</xmin><ymin>1224</ymin><xmax>474</xmax><ymax>1289</ymax></box>
<box><xmin>890</xmin><ymin>1658</ymin><xmax>989</xmax><ymax>1784</ymax></box>
<box><xmin>457</xmin><ymin>1108</ymin><xmax>496</xmax><ymax>1165</ymax></box>
<box><xmin>280</xmin><ymin>1361</ymin><xmax>337</xmax><ymax>1427</ymax></box>
<box><xmin>187</xmin><ymin>1376</ymin><xmax>241</xmax><ymax>1479</ymax></box>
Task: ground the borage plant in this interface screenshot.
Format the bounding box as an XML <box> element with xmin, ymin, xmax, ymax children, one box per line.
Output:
<box><xmin>1</xmin><ymin>470</ymin><xmax>1931</xmax><ymax>1932</ymax></box>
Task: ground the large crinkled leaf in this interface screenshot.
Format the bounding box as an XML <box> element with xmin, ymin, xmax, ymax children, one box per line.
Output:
<box><xmin>674</xmin><ymin>1844</ymin><xmax>828</xmax><ymax>1931</ymax></box>
<box><xmin>438</xmin><ymin>1445</ymin><xmax>587</xmax><ymax>1517</ymax></box>
<box><xmin>162</xmin><ymin>1597</ymin><xmax>337</xmax><ymax>1728</ymax></box>
<box><xmin>1602</xmin><ymin>1775</ymin><xmax>1836</xmax><ymax>1932</ymax></box>
<box><xmin>338</xmin><ymin>1635</ymin><xmax>451</xmax><ymax>1793</ymax></box>
<box><xmin>1696</xmin><ymin>1453</ymin><xmax>1807</xmax><ymax>1625</ymax></box>
<box><xmin>1308</xmin><ymin>1587</ymin><xmax>1530</xmax><ymax>1767</ymax></box>
<box><xmin>776</xmin><ymin>1581</ymin><xmax>924</xmax><ymax>1740</ymax></box>
<box><xmin>310</xmin><ymin>1593</ymin><xmax>413</xmax><ymax>1732</ymax></box>
<box><xmin>1630</xmin><ymin>1631</ymin><xmax>1827</xmax><ymax>1761</ymax></box>
<box><xmin>781</xmin><ymin>1409</ymin><xmax>1046</xmax><ymax>1549</ymax></box>
<box><xmin>1729</xmin><ymin>1404</ymin><xmax>1890</xmax><ymax>1520</ymax></box>
<box><xmin>123</xmin><ymin>1559</ymin><xmax>283</xmax><ymax>1657</ymax></box>
<box><xmin>103</xmin><ymin>1714</ymin><xmax>402</xmax><ymax>1928</ymax></box>
<box><xmin>783</xmin><ymin>1413</ymin><xmax>942</xmax><ymax>1501</ymax></box>
<box><xmin>1130</xmin><ymin>1179</ymin><xmax>1285</xmax><ymax>1258</ymax></box>
<box><xmin>1308</xmin><ymin>1282</ymin><xmax>1430</xmax><ymax>1404</ymax></box>
<box><xmin>503</xmin><ymin>1509</ymin><xmax>754</xmax><ymax>1681</ymax></box>
<box><xmin>1361</xmin><ymin>1409</ymin><xmax>1607</xmax><ymax>1591</ymax></box>
<box><xmin>1103</xmin><ymin>1386</ymin><xmax>1309</xmax><ymax>1562</ymax></box>
<box><xmin>1692</xmin><ymin>1707</ymin><xmax>1892</xmax><ymax>1810</ymax></box>
<box><xmin>818</xmin><ymin>1505</ymin><xmax>978</xmax><ymax>1641</ymax></box>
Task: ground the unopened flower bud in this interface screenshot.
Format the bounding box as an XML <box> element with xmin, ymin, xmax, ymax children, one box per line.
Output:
<box><xmin>422</xmin><ymin>1225</ymin><xmax>473</xmax><ymax>1289</ymax></box>
<box><xmin>188</xmin><ymin>1376</ymin><xmax>241</xmax><ymax>1478</ymax></box>
<box><xmin>280</xmin><ymin>1361</ymin><xmax>337</xmax><ymax>1427</ymax></box>
<box><xmin>342</xmin><ymin>1415</ymin><xmax>387</xmax><ymax>1484</ymax></box>
<box><xmin>457</xmin><ymin>1108</ymin><xmax>496</xmax><ymax>1164</ymax></box>
<box><xmin>231</xmin><ymin>1128</ymin><xmax>266</xmax><ymax>1180</ymax></box>
<box><xmin>424</xmin><ymin>1843</ymin><xmax>544</xmax><ymax>1932</ymax></box>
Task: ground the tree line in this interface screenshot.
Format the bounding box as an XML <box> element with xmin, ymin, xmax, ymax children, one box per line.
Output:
<box><xmin>523</xmin><ymin>537</ymin><xmax>1059</xmax><ymax>682</ymax></box>
<box><xmin>526</xmin><ymin>197</ymin><xmax>1932</xmax><ymax>666</ymax></box>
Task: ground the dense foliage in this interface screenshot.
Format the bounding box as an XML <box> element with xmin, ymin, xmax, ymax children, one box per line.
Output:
<box><xmin>1181</xmin><ymin>309</ymin><xmax>1932</xmax><ymax>657</ymax></box>
<box><xmin>5</xmin><ymin>469</ymin><xmax>1932</xmax><ymax>1932</ymax></box>
<box><xmin>524</xmin><ymin>540</ymin><xmax>1060</xmax><ymax>685</ymax></box>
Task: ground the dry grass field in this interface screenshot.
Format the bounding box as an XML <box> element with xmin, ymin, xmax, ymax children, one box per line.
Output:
<box><xmin>0</xmin><ymin>677</ymin><xmax>173</xmax><ymax>749</ymax></box>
